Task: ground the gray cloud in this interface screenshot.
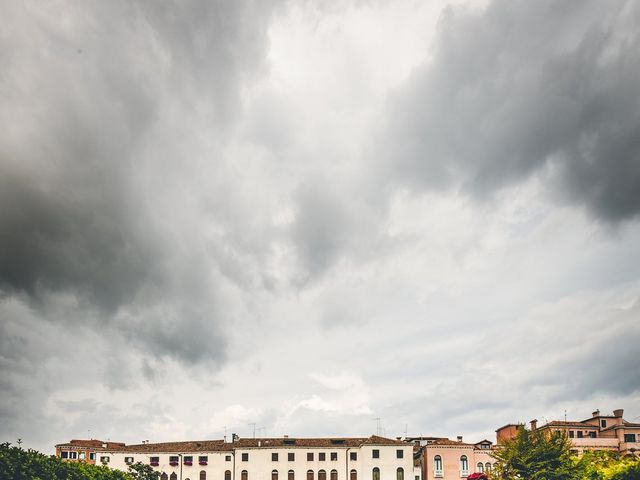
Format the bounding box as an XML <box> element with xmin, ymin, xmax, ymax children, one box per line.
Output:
<box><xmin>378</xmin><ymin>0</ymin><xmax>640</xmax><ymax>222</ymax></box>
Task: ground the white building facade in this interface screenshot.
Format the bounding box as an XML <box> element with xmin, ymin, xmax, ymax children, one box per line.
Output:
<box><xmin>98</xmin><ymin>436</ymin><xmax>415</xmax><ymax>480</ymax></box>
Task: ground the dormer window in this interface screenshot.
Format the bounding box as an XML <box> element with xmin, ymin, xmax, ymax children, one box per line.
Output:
<box><xmin>601</xmin><ymin>420</ymin><xmax>607</xmax><ymax>428</ymax></box>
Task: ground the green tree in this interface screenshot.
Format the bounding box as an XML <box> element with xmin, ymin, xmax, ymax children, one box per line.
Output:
<box><xmin>128</xmin><ymin>461</ymin><xmax>161</xmax><ymax>480</ymax></box>
<box><xmin>491</xmin><ymin>428</ymin><xmax>575</xmax><ymax>480</ymax></box>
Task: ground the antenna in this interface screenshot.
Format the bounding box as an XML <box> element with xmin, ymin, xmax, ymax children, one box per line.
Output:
<box><xmin>564</xmin><ymin>410</ymin><xmax>567</xmax><ymax>422</ymax></box>
<box><xmin>373</xmin><ymin>418</ymin><xmax>382</xmax><ymax>435</ymax></box>
<box><xmin>17</xmin><ymin>438</ymin><xmax>23</xmax><ymax>447</ymax></box>
<box><xmin>404</xmin><ymin>424</ymin><xmax>408</xmax><ymax>439</ymax></box>
<box><xmin>249</xmin><ymin>423</ymin><xmax>256</xmax><ymax>439</ymax></box>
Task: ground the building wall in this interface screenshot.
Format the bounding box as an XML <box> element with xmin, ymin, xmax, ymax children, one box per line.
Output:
<box><xmin>422</xmin><ymin>445</ymin><xmax>497</xmax><ymax>480</ymax></box>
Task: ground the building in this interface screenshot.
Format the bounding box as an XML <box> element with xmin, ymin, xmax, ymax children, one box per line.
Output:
<box><xmin>65</xmin><ymin>435</ymin><xmax>415</xmax><ymax>480</ymax></box>
<box><xmin>55</xmin><ymin>439</ymin><xmax>126</xmax><ymax>464</ymax></box>
<box><xmin>407</xmin><ymin>437</ymin><xmax>496</xmax><ymax>480</ymax></box>
<box><xmin>495</xmin><ymin>408</ymin><xmax>640</xmax><ymax>455</ymax></box>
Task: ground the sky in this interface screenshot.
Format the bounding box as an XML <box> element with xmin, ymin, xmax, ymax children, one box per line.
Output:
<box><xmin>1</xmin><ymin>0</ymin><xmax>640</xmax><ymax>454</ymax></box>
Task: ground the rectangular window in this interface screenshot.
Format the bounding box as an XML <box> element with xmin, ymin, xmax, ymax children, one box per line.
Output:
<box><xmin>69</xmin><ymin>452</ymin><xmax>78</xmax><ymax>459</ymax></box>
<box><xmin>151</xmin><ymin>457</ymin><xmax>160</xmax><ymax>465</ymax></box>
<box><xmin>577</xmin><ymin>431</ymin><xmax>583</xmax><ymax>438</ymax></box>
<box><xmin>350</xmin><ymin>452</ymin><xmax>357</xmax><ymax>461</ymax></box>
<box><xmin>330</xmin><ymin>452</ymin><xmax>337</xmax><ymax>461</ymax></box>
<box><xmin>372</xmin><ymin>450</ymin><xmax>379</xmax><ymax>459</ymax></box>
<box><xmin>100</xmin><ymin>456</ymin><xmax>109</xmax><ymax>463</ymax></box>
<box><xmin>569</xmin><ymin>431</ymin><xmax>574</xmax><ymax>438</ymax></box>
<box><xmin>170</xmin><ymin>456</ymin><xmax>179</xmax><ymax>462</ymax></box>
<box><xmin>624</xmin><ymin>434</ymin><xmax>636</xmax><ymax>443</ymax></box>
<box><xmin>226</xmin><ymin>455</ymin><xmax>232</xmax><ymax>461</ymax></box>
<box><xmin>308</xmin><ymin>452</ymin><xmax>314</xmax><ymax>461</ymax></box>
<box><xmin>79</xmin><ymin>452</ymin><xmax>86</xmax><ymax>460</ymax></box>
<box><xmin>242</xmin><ymin>453</ymin><xmax>249</xmax><ymax>462</ymax></box>
<box><xmin>61</xmin><ymin>451</ymin><xmax>69</xmax><ymax>459</ymax></box>
<box><xmin>601</xmin><ymin>420</ymin><xmax>607</xmax><ymax>428</ymax></box>
<box><xmin>125</xmin><ymin>457</ymin><xmax>134</xmax><ymax>464</ymax></box>
<box><xmin>184</xmin><ymin>456</ymin><xmax>193</xmax><ymax>464</ymax></box>
<box><xmin>289</xmin><ymin>453</ymin><xmax>295</xmax><ymax>461</ymax></box>
<box><xmin>396</xmin><ymin>450</ymin><xmax>404</xmax><ymax>459</ymax></box>
<box><xmin>589</xmin><ymin>432</ymin><xmax>596</xmax><ymax>438</ymax></box>
<box><xmin>273</xmin><ymin>453</ymin><xmax>279</xmax><ymax>461</ymax></box>
<box><xmin>319</xmin><ymin>453</ymin><xmax>326</xmax><ymax>461</ymax></box>
<box><xmin>90</xmin><ymin>453</ymin><xmax>95</xmax><ymax>460</ymax></box>
<box><xmin>199</xmin><ymin>456</ymin><xmax>209</xmax><ymax>465</ymax></box>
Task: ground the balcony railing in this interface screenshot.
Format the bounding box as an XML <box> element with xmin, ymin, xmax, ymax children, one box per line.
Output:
<box><xmin>460</xmin><ymin>470</ymin><xmax>469</xmax><ymax>478</ymax></box>
<box><xmin>434</xmin><ymin>470</ymin><xmax>443</xmax><ymax>478</ymax></box>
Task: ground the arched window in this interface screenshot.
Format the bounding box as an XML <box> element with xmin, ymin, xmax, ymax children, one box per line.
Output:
<box><xmin>485</xmin><ymin>463</ymin><xmax>491</xmax><ymax>472</ymax></box>
<box><xmin>171</xmin><ymin>474</ymin><xmax>178</xmax><ymax>480</ymax></box>
<box><xmin>460</xmin><ymin>456</ymin><xmax>468</xmax><ymax>473</ymax></box>
<box><xmin>226</xmin><ymin>471</ymin><xmax>232</xmax><ymax>480</ymax></box>
<box><xmin>289</xmin><ymin>471</ymin><xmax>295</xmax><ymax>480</ymax></box>
<box><xmin>397</xmin><ymin>467</ymin><xmax>404</xmax><ymax>480</ymax></box>
<box><xmin>477</xmin><ymin>463</ymin><xmax>484</xmax><ymax>473</ymax></box>
<box><xmin>161</xmin><ymin>474</ymin><xmax>168</xmax><ymax>480</ymax></box>
<box><xmin>350</xmin><ymin>470</ymin><xmax>357</xmax><ymax>480</ymax></box>
<box><xmin>242</xmin><ymin>471</ymin><xmax>248</xmax><ymax>480</ymax></box>
<box><xmin>307</xmin><ymin>471</ymin><xmax>314</xmax><ymax>480</ymax></box>
<box><xmin>319</xmin><ymin>470</ymin><xmax>326</xmax><ymax>480</ymax></box>
<box><xmin>434</xmin><ymin>456</ymin><xmax>442</xmax><ymax>473</ymax></box>
<box><xmin>330</xmin><ymin>470</ymin><xmax>337</xmax><ymax>480</ymax></box>
<box><xmin>372</xmin><ymin>468</ymin><xmax>380</xmax><ymax>480</ymax></box>
<box><xmin>200</xmin><ymin>472</ymin><xmax>207</xmax><ymax>480</ymax></box>
<box><xmin>273</xmin><ymin>470</ymin><xmax>279</xmax><ymax>480</ymax></box>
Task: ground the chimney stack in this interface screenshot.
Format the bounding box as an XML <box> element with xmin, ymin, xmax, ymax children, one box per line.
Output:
<box><xmin>530</xmin><ymin>419</ymin><xmax>538</xmax><ymax>430</ymax></box>
<box><xmin>592</xmin><ymin>410</ymin><xmax>600</xmax><ymax>417</ymax></box>
<box><xmin>457</xmin><ymin>436</ymin><xmax>463</xmax><ymax>443</ymax></box>
<box><xmin>613</xmin><ymin>409</ymin><xmax>624</xmax><ymax>418</ymax></box>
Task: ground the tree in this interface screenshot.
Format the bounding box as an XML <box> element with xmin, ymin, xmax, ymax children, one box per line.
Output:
<box><xmin>128</xmin><ymin>461</ymin><xmax>161</xmax><ymax>480</ymax></box>
<box><xmin>491</xmin><ymin>428</ymin><xmax>575</xmax><ymax>480</ymax></box>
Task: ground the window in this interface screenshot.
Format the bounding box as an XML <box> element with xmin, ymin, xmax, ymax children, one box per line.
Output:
<box><xmin>90</xmin><ymin>452</ymin><xmax>95</xmax><ymax>460</ymax></box>
<box><xmin>331</xmin><ymin>470</ymin><xmax>338</xmax><ymax>480</ymax></box>
<box><xmin>372</xmin><ymin>468</ymin><xmax>380</xmax><ymax>480</ymax></box>
<box><xmin>330</xmin><ymin>453</ymin><xmax>337</xmax><ymax>461</ymax></box>
<box><xmin>372</xmin><ymin>450</ymin><xmax>379</xmax><ymax>459</ymax></box>
<box><xmin>307</xmin><ymin>470</ymin><xmax>314</xmax><ymax>480</ymax></box>
<box><xmin>226</xmin><ymin>456</ymin><xmax>232</xmax><ymax>462</ymax></box>
<box><xmin>308</xmin><ymin>453</ymin><xmax>314</xmax><ymax>461</ymax></box>
<box><xmin>199</xmin><ymin>456</ymin><xmax>209</xmax><ymax>465</ymax></box>
<box><xmin>319</xmin><ymin>453</ymin><xmax>326</xmax><ymax>462</ymax></box>
<box><xmin>100</xmin><ymin>456</ymin><xmax>109</xmax><ymax>464</ymax></box>
<box><xmin>601</xmin><ymin>420</ymin><xmax>607</xmax><ymax>428</ymax></box>
<box><xmin>397</xmin><ymin>467</ymin><xmax>404</xmax><ymax>480</ymax></box>
<box><xmin>171</xmin><ymin>474</ymin><xmax>177</xmax><ymax>480</ymax></box>
<box><xmin>125</xmin><ymin>457</ymin><xmax>134</xmax><ymax>465</ymax></box>
<box><xmin>569</xmin><ymin>431</ymin><xmax>574</xmax><ymax>438</ymax></box>
<box><xmin>62</xmin><ymin>452</ymin><xmax>69</xmax><ymax>459</ymax></box>
<box><xmin>434</xmin><ymin>456</ymin><xmax>443</xmax><ymax>477</ymax></box>
<box><xmin>350</xmin><ymin>452</ymin><xmax>357</xmax><ymax>461</ymax></box>
<box><xmin>226</xmin><ymin>471</ymin><xmax>232</xmax><ymax>480</ymax></box>
<box><xmin>285</xmin><ymin>440</ymin><xmax>297</xmax><ymax>446</ymax></box>
<box><xmin>289</xmin><ymin>453</ymin><xmax>295</xmax><ymax>462</ymax></box>
<box><xmin>69</xmin><ymin>452</ymin><xmax>78</xmax><ymax>459</ymax></box>
<box><xmin>273</xmin><ymin>470</ymin><xmax>279</xmax><ymax>480</ymax></box>
<box><xmin>460</xmin><ymin>456</ymin><xmax>468</xmax><ymax>475</ymax></box>
<box><xmin>184</xmin><ymin>456</ymin><xmax>193</xmax><ymax>465</ymax></box>
<box><xmin>319</xmin><ymin>470</ymin><xmax>327</xmax><ymax>480</ymax></box>
<box><xmin>589</xmin><ymin>432</ymin><xmax>597</xmax><ymax>438</ymax></box>
<box><xmin>151</xmin><ymin>457</ymin><xmax>160</xmax><ymax>466</ymax></box>
<box><xmin>170</xmin><ymin>456</ymin><xmax>179</xmax><ymax>466</ymax></box>
<box><xmin>350</xmin><ymin>470</ymin><xmax>357</xmax><ymax>480</ymax></box>
<box><xmin>289</xmin><ymin>470</ymin><xmax>295</xmax><ymax>480</ymax></box>
<box><xmin>624</xmin><ymin>434</ymin><xmax>637</xmax><ymax>443</ymax></box>
<box><xmin>273</xmin><ymin>453</ymin><xmax>280</xmax><ymax>462</ymax></box>
<box><xmin>241</xmin><ymin>471</ymin><xmax>248</xmax><ymax>480</ymax></box>
<box><xmin>477</xmin><ymin>463</ymin><xmax>483</xmax><ymax>473</ymax></box>
<box><xmin>485</xmin><ymin>463</ymin><xmax>491</xmax><ymax>472</ymax></box>
<box><xmin>79</xmin><ymin>452</ymin><xmax>86</xmax><ymax>460</ymax></box>
<box><xmin>397</xmin><ymin>449</ymin><xmax>404</xmax><ymax>459</ymax></box>
<box><xmin>200</xmin><ymin>472</ymin><xmax>207</xmax><ymax>480</ymax></box>
<box><xmin>161</xmin><ymin>474</ymin><xmax>168</xmax><ymax>480</ymax></box>
<box><xmin>577</xmin><ymin>431</ymin><xmax>583</xmax><ymax>438</ymax></box>
<box><xmin>242</xmin><ymin>453</ymin><xmax>249</xmax><ymax>462</ymax></box>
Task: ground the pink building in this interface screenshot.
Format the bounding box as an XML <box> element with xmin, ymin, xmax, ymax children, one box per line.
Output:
<box><xmin>495</xmin><ymin>408</ymin><xmax>640</xmax><ymax>455</ymax></box>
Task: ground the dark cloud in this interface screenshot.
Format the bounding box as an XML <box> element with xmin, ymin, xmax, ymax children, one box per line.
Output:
<box><xmin>378</xmin><ymin>0</ymin><xmax>640</xmax><ymax>222</ymax></box>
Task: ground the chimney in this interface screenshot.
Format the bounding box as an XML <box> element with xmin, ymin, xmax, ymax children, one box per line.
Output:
<box><xmin>232</xmin><ymin>433</ymin><xmax>239</xmax><ymax>443</ymax></box>
<box><xmin>530</xmin><ymin>419</ymin><xmax>538</xmax><ymax>430</ymax></box>
<box><xmin>457</xmin><ymin>436</ymin><xmax>463</xmax><ymax>443</ymax></box>
<box><xmin>592</xmin><ymin>410</ymin><xmax>600</xmax><ymax>417</ymax></box>
<box><xmin>613</xmin><ymin>409</ymin><xmax>624</xmax><ymax>418</ymax></box>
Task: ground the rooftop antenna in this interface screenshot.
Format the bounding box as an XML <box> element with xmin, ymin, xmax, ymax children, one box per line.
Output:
<box><xmin>249</xmin><ymin>423</ymin><xmax>256</xmax><ymax>439</ymax></box>
<box><xmin>404</xmin><ymin>424</ymin><xmax>408</xmax><ymax>439</ymax></box>
<box><xmin>17</xmin><ymin>438</ymin><xmax>23</xmax><ymax>447</ymax></box>
<box><xmin>374</xmin><ymin>418</ymin><xmax>382</xmax><ymax>436</ymax></box>
<box><xmin>564</xmin><ymin>410</ymin><xmax>567</xmax><ymax>422</ymax></box>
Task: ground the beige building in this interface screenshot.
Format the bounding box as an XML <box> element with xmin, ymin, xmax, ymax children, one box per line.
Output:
<box><xmin>495</xmin><ymin>408</ymin><xmax>640</xmax><ymax>455</ymax></box>
<box><xmin>55</xmin><ymin>439</ymin><xmax>126</xmax><ymax>465</ymax></box>
<box><xmin>64</xmin><ymin>435</ymin><xmax>415</xmax><ymax>480</ymax></box>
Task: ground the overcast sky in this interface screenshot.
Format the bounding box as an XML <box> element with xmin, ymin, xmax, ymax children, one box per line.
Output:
<box><xmin>2</xmin><ymin>0</ymin><xmax>640</xmax><ymax>453</ymax></box>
